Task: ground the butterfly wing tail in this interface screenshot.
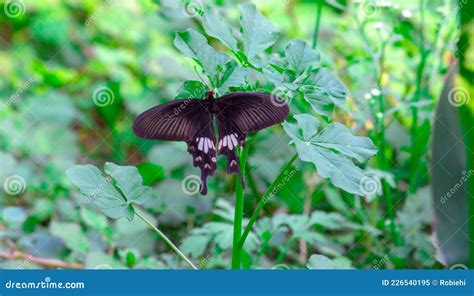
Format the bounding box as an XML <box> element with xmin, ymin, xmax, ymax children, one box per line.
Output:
<box><xmin>187</xmin><ymin>138</ymin><xmax>217</xmax><ymax>195</ymax></box>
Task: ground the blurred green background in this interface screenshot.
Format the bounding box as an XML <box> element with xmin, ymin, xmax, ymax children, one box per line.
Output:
<box><xmin>0</xmin><ymin>0</ymin><xmax>470</xmax><ymax>270</ymax></box>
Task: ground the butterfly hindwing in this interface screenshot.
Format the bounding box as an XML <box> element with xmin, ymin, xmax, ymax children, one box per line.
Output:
<box><xmin>215</xmin><ymin>114</ymin><xmax>246</xmax><ymax>186</ymax></box>
<box><xmin>187</xmin><ymin>130</ymin><xmax>217</xmax><ymax>195</ymax></box>
<box><xmin>215</xmin><ymin>92</ymin><xmax>289</xmax><ymax>185</ymax></box>
<box><xmin>133</xmin><ymin>99</ymin><xmax>217</xmax><ymax>194</ymax></box>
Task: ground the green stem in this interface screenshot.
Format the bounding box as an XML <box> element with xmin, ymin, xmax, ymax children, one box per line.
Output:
<box><xmin>408</xmin><ymin>0</ymin><xmax>429</xmax><ymax>192</ymax></box>
<box><xmin>231</xmin><ymin>144</ymin><xmax>251</xmax><ymax>269</ymax></box>
<box><xmin>382</xmin><ymin>180</ymin><xmax>402</xmax><ymax>247</ymax></box>
<box><xmin>135</xmin><ymin>209</ymin><xmax>197</xmax><ymax>270</ymax></box>
<box><xmin>239</xmin><ymin>153</ymin><xmax>298</xmax><ymax>249</ymax></box>
<box><xmin>312</xmin><ymin>0</ymin><xmax>323</xmax><ymax>49</ymax></box>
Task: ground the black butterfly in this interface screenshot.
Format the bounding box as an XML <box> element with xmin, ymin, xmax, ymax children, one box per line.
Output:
<box><xmin>133</xmin><ymin>91</ymin><xmax>289</xmax><ymax>195</ymax></box>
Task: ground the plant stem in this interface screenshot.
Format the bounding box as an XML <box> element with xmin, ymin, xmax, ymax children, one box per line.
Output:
<box><xmin>382</xmin><ymin>179</ymin><xmax>402</xmax><ymax>246</ymax></box>
<box><xmin>408</xmin><ymin>0</ymin><xmax>429</xmax><ymax>193</ymax></box>
<box><xmin>239</xmin><ymin>153</ymin><xmax>298</xmax><ymax>249</ymax></box>
<box><xmin>135</xmin><ymin>209</ymin><xmax>197</xmax><ymax>270</ymax></box>
<box><xmin>231</xmin><ymin>144</ymin><xmax>251</xmax><ymax>269</ymax></box>
<box><xmin>312</xmin><ymin>0</ymin><xmax>323</xmax><ymax>49</ymax></box>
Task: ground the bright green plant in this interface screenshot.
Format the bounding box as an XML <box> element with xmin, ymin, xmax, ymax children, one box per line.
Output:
<box><xmin>66</xmin><ymin>3</ymin><xmax>377</xmax><ymax>269</ymax></box>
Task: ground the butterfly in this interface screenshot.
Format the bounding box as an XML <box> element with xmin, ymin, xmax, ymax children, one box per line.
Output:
<box><xmin>133</xmin><ymin>91</ymin><xmax>289</xmax><ymax>195</ymax></box>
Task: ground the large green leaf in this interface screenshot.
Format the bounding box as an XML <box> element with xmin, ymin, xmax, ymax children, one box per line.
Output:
<box><xmin>202</xmin><ymin>8</ymin><xmax>238</xmax><ymax>52</ymax></box>
<box><xmin>283</xmin><ymin>114</ymin><xmax>377</xmax><ymax>195</ymax></box>
<box><xmin>66</xmin><ymin>165</ymin><xmax>128</xmax><ymax>219</ymax></box>
<box><xmin>239</xmin><ymin>3</ymin><xmax>279</xmax><ymax>58</ymax></box>
<box><xmin>104</xmin><ymin>162</ymin><xmax>151</xmax><ymax>205</ymax></box>
<box><xmin>308</xmin><ymin>68</ymin><xmax>348</xmax><ymax>106</ymax></box>
<box><xmin>314</xmin><ymin>123</ymin><xmax>378</xmax><ymax>162</ymax></box>
<box><xmin>285</xmin><ymin>39</ymin><xmax>320</xmax><ymax>73</ymax></box>
<box><xmin>174</xmin><ymin>29</ymin><xmax>217</xmax><ymax>77</ymax></box>
<box><xmin>66</xmin><ymin>163</ymin><xmax>152</xmax><ymax>220</ymax></box>
<box><xmin>431</xmin><ymin>63</ymin><xmax>469</xmax><ymax>266</ymax></box>
<box><xmin>300</xmin><ymin>68</ymin><xmax>349</xmax><ymax>117</ymax></box>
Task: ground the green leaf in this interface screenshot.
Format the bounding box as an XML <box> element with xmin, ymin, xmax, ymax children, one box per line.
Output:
<box><xmin>218</xmin><ymin>60</ymin><xmax>248</xmax><ymax>91</ymax></box>
<box><xmin>202</xmin><ymin>8</ymin><xmax>238</xmax><ymax>51</ymax></box>
<box><xmin>104</xmin><ymin>162</ymin><xmax>141</xmax><ymax>199</ymax></box>
<box><xmin>299</xmin><ymin>68</ymin><xmax>349</xmax><ymax>117</ymax></box>
<box><xmin>174</xmin><ymin>29</ymin><xmax>217</xmax><ymax>77</ymax></box>
<box><xmin>50</xmin><ymin>221</ymin><xmax>89</xmax><ymax>253</ymax></box>
<box><xmin>239</xmin><ymin>3</ymin><xmax>279</xmax><ymax>58</ymax></box>
<box><xmin>175</xmin><ymin>80</ymin><xmax>208</xmax><ymax>99</ymax></box>
<box><xmin>307</xmin><ymin>68</ymin><xmax>348</xmax><ymax>106</ymax></box>
<box><xmin>104</xmin><ymin>162</ymin><xmax>152</xmax><ymax>205</ymax></box>
<box><xmin>282</xmin><ymin>114</ymin><xmax>377</xmax><ymax>195</ymax></box>
<box><xmin>307</xmin><ymin>254</ymin><xmax>336</xmax><ymax>269</ymax></box>
<box><xmin>67</xmin><ymin>163</ymin><xmax>152</xmax><ymax>220</ymax></box>
<box><xmin>314</xmin><ymin>123</ymin><xmax>378</xmax><ymax>162</ymax></box>
<box><xmin>66</xmin><ymin>165</ymin><xmax>128</xmax><ymax>219</ymax></box>
<box><xmin>285</xmin><ymin>39</ymin><xmax>320</xmax><ymax>73</ymax></box>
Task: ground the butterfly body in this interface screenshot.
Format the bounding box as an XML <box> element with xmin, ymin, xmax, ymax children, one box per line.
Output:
<box><xmin>133</xmin><ymin>90</ymin><xmax>289</xmax><ymax>195</ymax></box>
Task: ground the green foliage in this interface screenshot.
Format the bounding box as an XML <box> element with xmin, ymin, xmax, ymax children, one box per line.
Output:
<box><xmin>283</xmin><ymin>114</ymin><xmax>377</xmax><ymax>194</ymax></box>
<box><xmin>0</xmin><ymin>0</ymin><xmax>460</xmax><ymax>270</ymax></box>
<box><xmin>66</xmin><ymin>163</ymin><xmax>150</xmax><ymax>221</ymax></box>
